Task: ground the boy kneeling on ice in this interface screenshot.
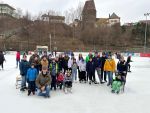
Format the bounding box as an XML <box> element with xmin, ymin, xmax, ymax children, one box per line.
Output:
<box><xmin>36</xmin><ymin>66</ymin><xmax>51</xmax><ymax>98</ymax></box>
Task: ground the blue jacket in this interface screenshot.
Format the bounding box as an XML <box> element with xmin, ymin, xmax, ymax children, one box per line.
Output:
<box><xmin>19</xmin><ymin>60</ymin><xmax>30</xmax><ymax>76</ymax></box>
<box><xmin>27</xmin><ymin>68</ymin><xmax>38</xmax><ymax>81</ymax></box>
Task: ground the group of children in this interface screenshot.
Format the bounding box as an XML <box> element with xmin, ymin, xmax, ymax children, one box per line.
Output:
<box><xmin>18</xmin><ymin>50</ymin><xmax>132</xmax><ymax>98</ymax></box>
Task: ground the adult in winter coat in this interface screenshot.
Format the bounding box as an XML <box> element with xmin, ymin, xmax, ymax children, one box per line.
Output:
<box><xmin>29</xmin><ymin>50</ymin><xmax>41</xmax><ymax>74</ymax></box>
<box><xmin>92</xmin><ymin>52</ymin><xmax>100</xmax><ymax>84</ymax></box>
<box><xmin>16</xmin><ymin>51</ymin><xmax>20</xmax><ymax>68</ymax></box>
<box><xmin>104</xmin><ymin>54</ymin><xmax>116</xmax><ymax>86</ymax></box>
<box><xmin>86</xmin><ymin>52</ymin><xmax>93</xmax><ymax>63</ymax></box>
<box><xmin>36</xmin><ymin>66</ymin><xmax>51</xmax><ymax>98</ymax></box>
<box><xmin>117</xmin><ymin>56</ymin><xmax>128</xmax><ymax>83</ymax></box>
<box><xmin>40</xmin><ymin>56</ymin><xmax>49</xmax><ymax>71</ymax></box>
<box><xmin>100</xmin><ymin>52</ymin><xmax>107</xmax><ymax>82</ymax></box>
<box><xmin>26</xmin><ymin>63</ymin><xmax>38</xmax><ymax>96</ymax></box>
<box><xmin>49</xmin><ymin>59</ymin><xmax>59</xmax><ymax>90</ymax></box>
<box><xmin>63</xmin><ymin>54</ymin><xmax>69</xmax><ymax>74</ymax></box>
<box><xmin>58</xmin><ymin>54</ymin><xmax>64</xmax><ymax>72</ymax></box>
<box><xmin>0</xmin><ymin>51</ymin><xmax>5</xmax><ymax>70</ymax></box>
<box><xmin>19</xmin><ymin>55</ymin><xmax>30</xmax><ymax>91</ymax></box>
<box><xmin>86</xmin><ymin>57</ymin><xmax>96</xmax><ymax>84</ymax></box>
<box><xmin>126</xmin><ymin>55</ymin><xmax>132</xmax><ymax>72</ymax></box>
<box><xmin>68</xmin><ymin>57</ymin><xmax>73</xmax><ymax>72</ymax></box>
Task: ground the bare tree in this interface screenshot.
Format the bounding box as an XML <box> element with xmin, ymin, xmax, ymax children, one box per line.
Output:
<box><xmin>15</xmin><ymin>8</ymin><xmax>23</xmax><ymax>19</ymax></box>
<box><xmin>64</xmin><ymin>2</ymin><xmax>84</xmax><ymax>24</ymax></box>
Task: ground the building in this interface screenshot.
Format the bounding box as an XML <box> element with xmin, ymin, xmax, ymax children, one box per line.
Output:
<box><xmin>108</xmin><ymin>13</ymin><xmax>120</xmax><ymax>26</ymax></box>
<box><xmin>96</xmin><ymin>13</ymin><xmax>120</xmax><ymax>27</ymax></box>
<box><xmin>0</xmin><ymin>4</ymin><xmax>16</xmax><ymax>18</ymax></box>
<box><xmin>139</xmin><ymin>20</ymin><xmax>150</xmax><ymax>25</ymax></box>
<box><xmin>96</xmin><ymin>18</ymin><xmax>109</xmax><ymax>27</ymax></box>
<box><xmin>82</xmin><ymin>0</ymin><xmax>96</xmax><ymax>28</ymax></box>
<box><xmin>42</xmin><ymin>14</ymin><xmax>65</xmax><ymax>23</ymax></box>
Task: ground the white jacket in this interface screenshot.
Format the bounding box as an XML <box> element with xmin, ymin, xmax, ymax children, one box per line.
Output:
<box><xmin>68</xmin><ymin>58</ymin><xmax>73</xmax><ymax>68</ymax></box>
<box><xmin>77</xmin><ymin>59</ymin><xmax>82</xmax><ymax>66</ymax></box>
<box><xmin>79</xmin><ymin>61</ymin><xmax>86</xmax><ymax>72</ymax></box>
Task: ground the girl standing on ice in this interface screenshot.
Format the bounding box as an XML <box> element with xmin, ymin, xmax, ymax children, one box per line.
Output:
<box><xmin>79</xmin><ymin>58</ymin><xmax>86</xmax><ymax>83</ymax></box>
<box><xmin>104</xmin><ymin>54</ymin><xmax>116</xmax><ymax>86</ymax></box>
<box><xmin>71</xmin><ymin>58</ymin><xmax>78</xmax><ymax>82</ymax></box>
<box><xmin>77</xmin><ymin>54</ymin><xmax>83</xmax><ymax>81</ymax></box>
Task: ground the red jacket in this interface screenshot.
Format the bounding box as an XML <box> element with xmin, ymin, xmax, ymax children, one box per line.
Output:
<box><xmin>16</xmin><ymin>52</ymin><xmax>20</xmax><ymax>60</ymax></box>
<box><xmin>57</xmin><ymin>73</ymin><xmax>64</xmax><ymax>82</ymax></box>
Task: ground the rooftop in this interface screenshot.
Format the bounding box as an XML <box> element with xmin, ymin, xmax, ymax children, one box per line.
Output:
<box><xmin>109</xmin><ymin>13</ymin><xmax>120</xmax><ymax>19</ymax></box>
<box><xmin>0</xmin><ymin>4</ymin><xmax>15</xmax><ymax>10</ymax></box>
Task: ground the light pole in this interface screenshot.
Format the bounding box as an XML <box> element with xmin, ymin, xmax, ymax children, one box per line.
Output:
<box><xmin>73</xmin><ymin>21</ymin><xmax>78</xmax><ymax>40</ymax></box>
<box><xmin>49</xmin><ymin>34</ymin><xmax>52</xmax><ymax>52</ymax></box>
<box><xmin>144</xmin><ymin>13</ymin><xmax>150</xmax><ymax>53</ymax></box>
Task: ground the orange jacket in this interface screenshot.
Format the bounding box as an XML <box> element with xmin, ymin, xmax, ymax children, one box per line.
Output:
<box><xmin>41</xmin><ymin>59</ymin><xmax>49</xmax><ymax>68</ymax></box>
<box><xmin>104</xmin><ymin>59</ymin><xmax>116</xmax><ymax>72</ymax></box>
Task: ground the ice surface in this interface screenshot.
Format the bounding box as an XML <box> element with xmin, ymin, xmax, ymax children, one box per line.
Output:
<box><xmin>0</xmin><ymin>54</ymin><xmax>150</xmax><ymax>113</ymax></box>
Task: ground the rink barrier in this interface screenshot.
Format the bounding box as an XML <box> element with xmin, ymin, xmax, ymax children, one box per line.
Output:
<box><xmin>4</xmin><ymin>51</ymin><xmax>150</xmax><ymax>57</ymax></box>
<box><xmin>140</xmin><ymin>53</ymin><xmax>150</xmax><ymax>57</ymax></box>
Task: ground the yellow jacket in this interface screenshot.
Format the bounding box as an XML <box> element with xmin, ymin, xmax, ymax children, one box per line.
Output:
<box><xmin>104</xmin><ymin>59</ymin><xmax>116</xmax><ymax>72</ymax></box>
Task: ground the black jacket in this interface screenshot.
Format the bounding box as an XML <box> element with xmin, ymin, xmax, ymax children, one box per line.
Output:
<box><xmin>86</xmin><ymin>61</ymin><xmax>95</xmax><ymax>73</ymax></box>
<box><xmin>0</xmin><ymin>53</ymin><xmax>5</xmax><ymax>63</ymax></box>
<box><xmin>100</xmin><ymin>56</ymin><xmax>107</xmax><ymax>69</ymax></box>
<box><xmin>117</xmin><ymin>60</ymin><xmax>127</xmax><ymax>73</ymax></box>
<box><xmin>92</xmin><ymin>56</ymin><xmax>99</xmax><ymax>69</ymax></box>
<box><xmin>19</xmin><ymin>60</ymin><xmax>30</xmax><ymax>76</ymax></box>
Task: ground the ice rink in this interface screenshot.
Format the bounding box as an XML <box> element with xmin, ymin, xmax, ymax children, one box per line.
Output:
<box><xmin>0</xmin><ymin>54</ymin><xmax>150</xmax><ymax>113</ymax></box>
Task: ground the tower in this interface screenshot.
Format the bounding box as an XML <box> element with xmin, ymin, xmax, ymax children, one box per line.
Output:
<box><xmin>82</xmin><ymin>0</ymin><xmax>96</xmax><ymax>28</ymax></box>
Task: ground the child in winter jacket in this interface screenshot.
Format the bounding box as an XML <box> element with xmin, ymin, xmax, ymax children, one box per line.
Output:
<box><xmin>57</xmin><ymin>71</ymin><xmax>64</xmax><ymax>90</ymax></box>
<box><xmin>64</xmin><ymin>70</ymin><xmax>72</xmax><ymax>93</ymax></box>
<box><xmin>26</xmin><ymin>63</ymin><xmax>38</xmax><ymax>96</ymax></box>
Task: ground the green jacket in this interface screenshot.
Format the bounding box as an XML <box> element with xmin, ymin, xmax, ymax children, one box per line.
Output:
<box><xmin>49</xmin><ymin>62</ymin><xmax>59</xmax><ymax>75</ymax></box>
<box><xmin>86</xmin><ymin>54</ymin><xmax>94</xmax><ymax>63</ymax></box>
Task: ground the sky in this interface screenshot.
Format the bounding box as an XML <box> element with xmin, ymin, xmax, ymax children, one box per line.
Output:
<box><xmin>0</xmin><ymin>0</ymin><xmax>150</xmax><ymax>24</ymax></box>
